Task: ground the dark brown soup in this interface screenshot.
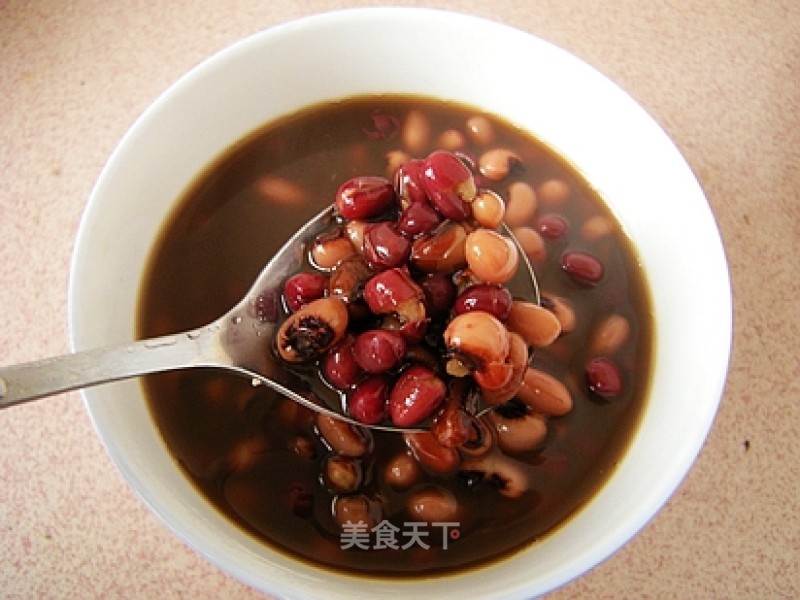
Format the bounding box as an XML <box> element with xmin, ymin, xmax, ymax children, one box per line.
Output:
<box><xmin>137</xmin><ymin>96</ymin><xmax>652</xmax><ymax>577</ymax></box>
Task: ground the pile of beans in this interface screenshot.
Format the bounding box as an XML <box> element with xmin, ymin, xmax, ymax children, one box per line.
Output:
<box><xmin>275</xmin><ymin>149</ymin><xmax>568</xmax><ymax>434</ymax></box>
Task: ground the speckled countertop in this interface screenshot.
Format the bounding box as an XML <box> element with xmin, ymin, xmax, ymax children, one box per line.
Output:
<box><xmin>1</xmin><ymin>2</ymin><xmax>798</xmax><ymax>598</ymax></box>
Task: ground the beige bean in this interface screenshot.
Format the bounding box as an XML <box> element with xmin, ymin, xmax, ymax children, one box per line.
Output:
<box><xmin>536</xmin><ymin>178</ymin><xmax>570</xmax><ymax>206</ymax></box>
<box><xmin>478</xmin><ymin>148</ymin><xmax>523</xmax><ymax>182</ymax></box>
<box><xmin>343</xmin><ymin>220</ymin><xmax>368</xmax><ymax>253</ymax></box>
<box><xmin>481</xmin><ymin>332</ymin><xmax>529</xmax><ymax>405</ymax></box>
<box><xmin>465</xmin><ymin>115</ymin><xmax>495</xmax><ymax>146</ymax></box>
<box><xmin>254</xmin><ymin>175</ymin><xmax>304</xmax><ymax>205</ymax></box>
<box><xmin>591</xmin><ymin>313</ymin><xmax>631</xmax><ymax>355</ymax></box>
<box><xmin>404</xmin><ymin>431</ymin><xmax>461</xmax><ymax>474</ymax></box>
<box><xmin>517</xmin><ymin>367</ymin><xmax>573</xmax><ymax>416</ymax></box>
<box><xmin>437</xmin><ymin>128</ymin><xmax>466</xmax><ymax>151</ymax></box>
<box><xmin>384</xmin><ymin>451</ymin><xmax>421</xmax><ymax>490</ymax></box>
<box><xmin>506</xmin><ymin>300</ymin><xmax>562</xmax><ymax>348</ymax></box>
<box><xmin>322</xmin><ymin>455</ymin><xmax>363</xmax><ymax>493</ymax></box>
<box><xmin>403</xmin><ymin>109</ymin><xmax>431</xmax><ymax>154</ymax></box>
<box><xmin>488</xmin><ymin>410</ymin><xmax>548</xmax><ymax>454</ymax></box>
<box><xmin>332</xmin><ymin>494</ymin><xmax>381</xmax><ymax>530</ymax></box>
<box><xmin>582</xmin><ymin>214</ymin><xmax>615</xmax><ymax>239</ymax></box>
<box><xmin>471</xmin><ymin>189</ymin><xmax>505</xmax><ymax>229</ymax></box>
<box><xmin>541</xmin><ymin>292</ymin><xmax>576</xmax><ymax>334</ymax></box>
<box><xmin>226</xmin><ymin>436</ymin><xmax>269</xmax><ymax>472</ymax></box>
<box><xmin>316</xmin><ymin>414</ymin><xmax>373</xmax><ymax>458</ymax></box>
<box><xmin>311</xmin><ymin>235</ymin><xmax>356</xmax><ymax>270</ymax></box>
<box><xmin>511</xmin><ymin>226</ymin><xmax>547</xmax><ymax>264</ymax></box>
<box><xmin>406</xmin><ymin>486</ymin><xmax>460</xmax><ymax>522</ymax></box>
<box><xmin>504</xmin><ymin>181</ymin><xmax>538</xmax><ymax>228</ymax></box>
<box><xmin>385</xmin><ymin>149</ymin><xmax>411</xmax><ymax>175</ymax></box>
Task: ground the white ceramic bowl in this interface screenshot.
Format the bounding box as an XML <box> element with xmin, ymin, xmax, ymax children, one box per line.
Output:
<box><xmin>69</xmin><ymin>8</ymin><xmax>731</xmax><ymax>599</ymax></box>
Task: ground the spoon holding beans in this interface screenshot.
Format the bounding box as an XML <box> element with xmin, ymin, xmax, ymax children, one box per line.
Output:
<box><xmin>0</xmin><ymin>150</ymin><xmax>547</xmax><ymax>434</ymax></box>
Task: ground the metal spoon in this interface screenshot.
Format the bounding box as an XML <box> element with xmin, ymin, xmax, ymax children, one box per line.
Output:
<box><xmin>0</xmin><ymin>206</ymin><xmax>539</xmax><ymax>431</ymax></box>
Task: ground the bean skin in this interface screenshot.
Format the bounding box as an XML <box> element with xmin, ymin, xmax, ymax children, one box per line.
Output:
<box><xmin>460</xmin><ymin>453</ymin><xmax>531</xmax><ymax>498</ymax></box>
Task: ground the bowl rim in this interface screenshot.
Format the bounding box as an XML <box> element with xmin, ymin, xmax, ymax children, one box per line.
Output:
<box><xmin>68</xmin><ymin>6</ymin><xmax>732</xmax><ymax>599</ymax></box>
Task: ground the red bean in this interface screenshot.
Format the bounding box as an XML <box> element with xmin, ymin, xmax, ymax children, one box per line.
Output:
<box><xmin>283</xmin><ymin>272</ymin><xmax>327</xmax><ymax>312</ymax></box>
<box><xmin>322</xmin><ymin>335</ymin><xmax>362</xmax><ymax>389</ymax></box>
<box><xmin>410</xmin><ymin>221</ymin><xmax>469</xmax><ymax>274</ymax></box>
<box><xmin>396</xmin><ymin>200</ymin><xmax>441</xmax><ymax>238</ymax></box>
<box><xmin>363</xmin><ymin>109</ymin><xmax>399</xmax><ymax>140</ymax></box>
<box><xmin>585</xmin><ymin>357</ymin><xmax>622</xmax><ymax>397</ymax></box>
<box><xmin>536</xmin><ymin>214</ymin><xmax>569</xmax><ymax>239</ymax></box>
<box><xmin>561</xmin><ymin>251</ymin><xmax>604</xmax><ymax>284</ymax></box>
<box><xmin>404</xmin><ymin>431</ymin><xmax>460</xmax><ymax>473</ymax></box>
<box><xmin>454</xmin><ymin>283</ymin><xmax>513</xmax><ymax>321</ymax></box>
<box><xmin>419</xmin><ymin>273</ymin><xmax>457</xmax><ymax>317</ymax></box>
<box><xmin>352</xmin><ymin>329</ymin><xmax>406</xmax><ymax>373</ymax></box>
<box><xmin>421</xmin><ymin>150</ymin><xmax>476</xmax><ymax>221</ymax></box>
<box><xmin>389</xmin><ymin>365</ymin><xmax>447</xmax><ymax>427</ymax></box>
<box><xmin>364</xmin><ymin>268</ymin><xmax>419</xmax><ymax>313</ymax></box>
<box><xmin>347</xmin><ymin>374</ymin><xmax>390</xmax><ymax>425</ymax></box>
<box><xmin>394</xmin><ymin>158</ymin><xmax>428</xmax><ymax>208</ymax></box>
<box><xmin>336</xmin><ymin>175</ymin><xmax>395</xmax><ymax>220</ymax></box>
<box><xmin>363</xmin><ymin>221</ymin><xmax>411</xmax><ymax>270</ymax></box>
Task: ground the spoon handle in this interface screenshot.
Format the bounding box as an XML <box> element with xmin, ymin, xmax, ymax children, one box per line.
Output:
<box><xmin>0</xmin><ymin>329</ymin><xmax>216</xmax><ymax>408</ymax></box>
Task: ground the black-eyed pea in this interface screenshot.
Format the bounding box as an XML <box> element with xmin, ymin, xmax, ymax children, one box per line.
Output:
<box><xmin>488</xmin><ymin>406</ymin><xmax>548</xmax><ymax>454</ymax></box>
<box><xmin>384</xmin><ymin>451</ymin><xmax>421</xmax><ymax>490</ymax></box>
<box><xmin>582</xmin><ymin>214</ymin><xmax>615</xmax><ymax>239</ymax></box>
<box><xmin>506</xmin><ymin>300</ymin><xmax>561</xmax><ymax>348</ymax></box>
<box><xmin>504</xmin><ymin>181</ymin><xmax>538</xmax><ymax>228</ymax></box>
<box><xmin>478</xmin><ymin>148</ymin><xmax>523</xmax><ymax>182</ymax></box>
<box><xmin>276</xmin><ymin>297</ymin><xmax>349</xmax><ymax>363</ymax></box>
<box><xmin>316</xmin><ymin>414</ymin><xmax>373</xmax><ymax>458</ymax></box>
<box><xmin>541</xmin><ymin>292</ymin><xmax>576</xmax><ymax>334</ymax></box>
<box><xmin>591</xmin><ymin>313</ymin><xmax>631</xmax><ymax>355</ymax></box>
<box><xmin>517</xmin><ymin>367</ymin><xmax>573</xmax><ymax>417</ymax></box>
<box><xmin>536</xmin><ymin>178</ymin><xmax>571</xmax><ymax>206</ymax></box>
<box><xmin>511</xmin><ymin>226</ymin><xmax>547</xmax><ymax>264</ymax></box>
<box><xmin>403</xmin><ymin>109</ymin><xmax>431</xmax><ymax>153</ymax></box>
<box><xmin>466</xmin><ymin>115</ymin><xmax>495</xmax><ymax>146</ymax></box>
<box><xmin>253</xmin><ymin>175</ymin><xmax>304</xmax><ymax>205</ymax></box>
<box><xmin>460</xmin><ymin>453</ymin><xmax>531</xmax><ymax>498</ymax></box>
<box><xmin>406</xmin><ymin>485</ymin><xmax>461</xmax><ymax>523</ymax></box>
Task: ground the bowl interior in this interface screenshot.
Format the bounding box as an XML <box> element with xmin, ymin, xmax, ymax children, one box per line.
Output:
<box><xmin>69</xmin><ymin>8</ymin><xmax>731</xmax><ymax>599</ymax></box>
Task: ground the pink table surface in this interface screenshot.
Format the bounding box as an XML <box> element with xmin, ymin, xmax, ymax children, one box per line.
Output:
<box><xmin>1</xmin><ymin>1</ymin><xmax>798</xmax><ymax>598</ymax></box>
